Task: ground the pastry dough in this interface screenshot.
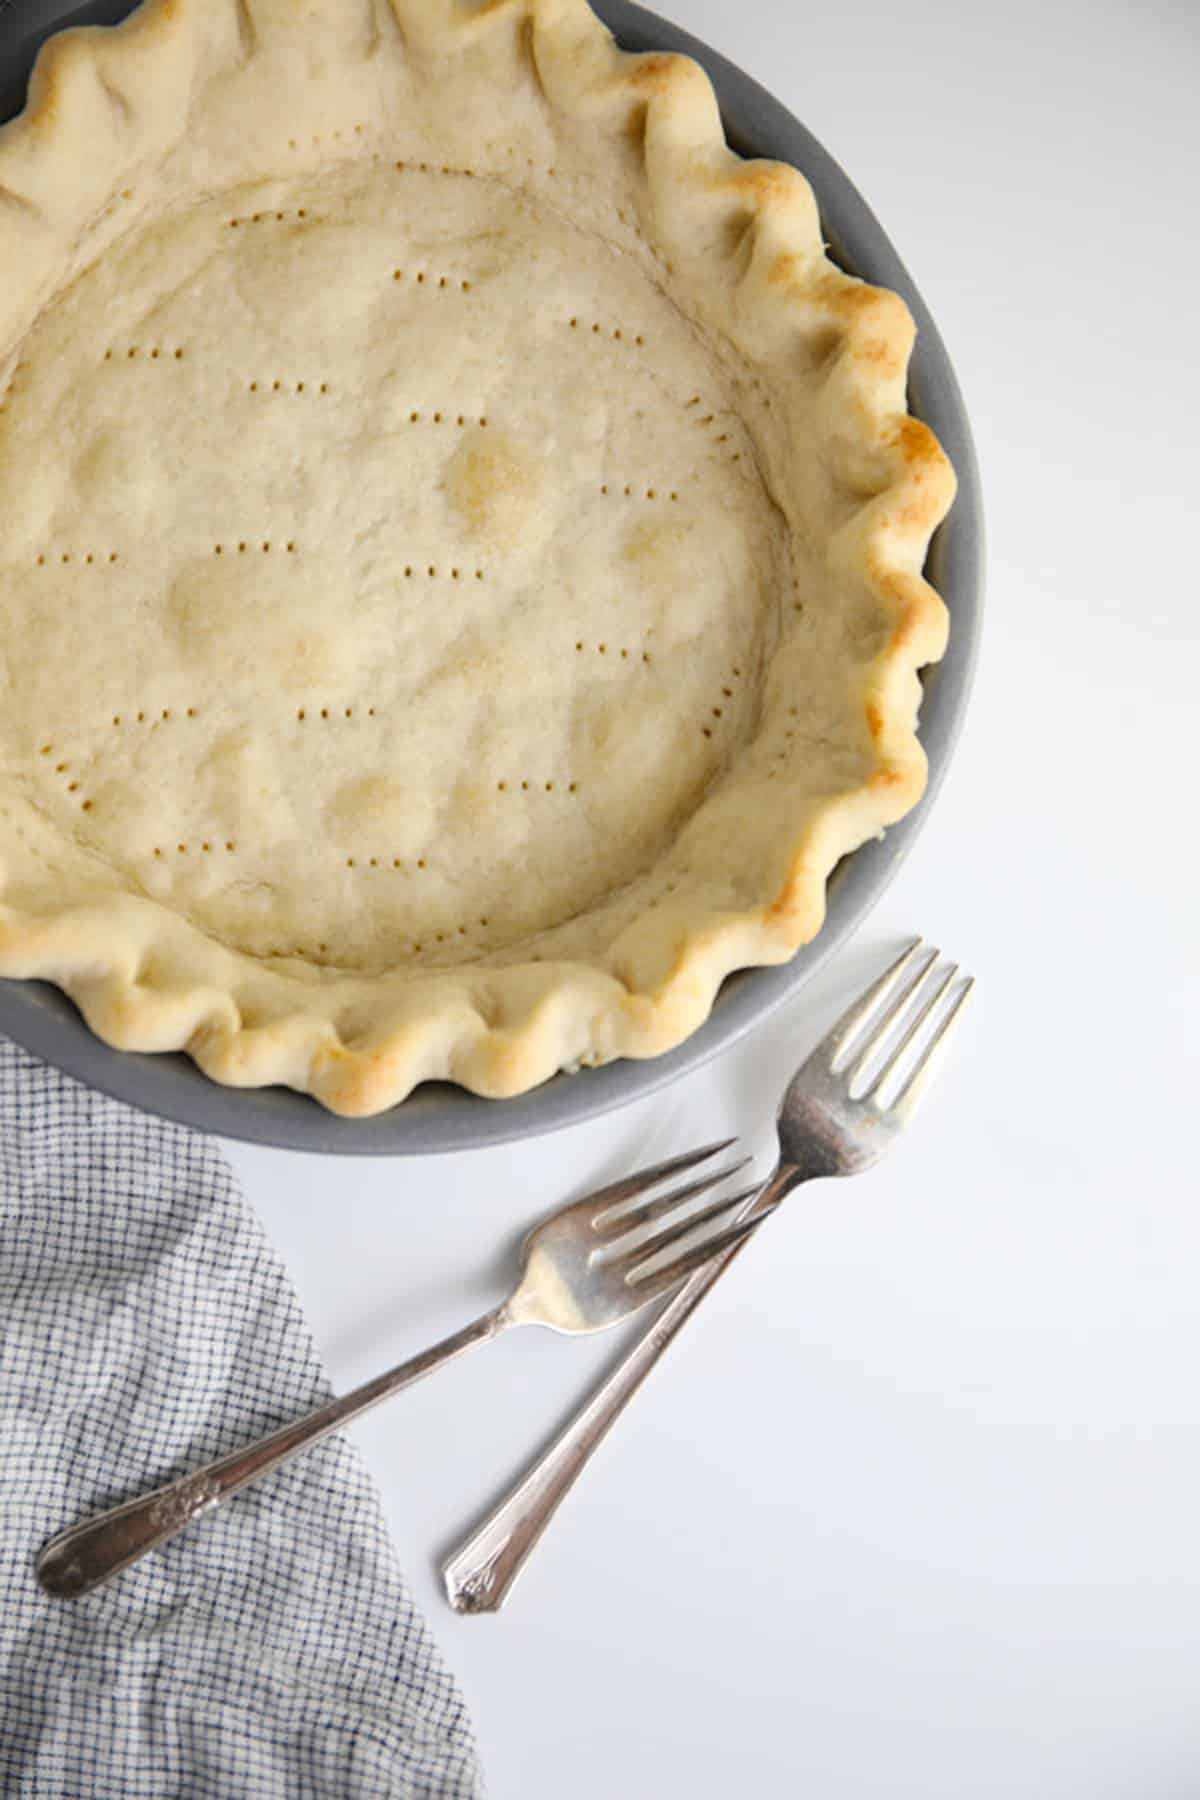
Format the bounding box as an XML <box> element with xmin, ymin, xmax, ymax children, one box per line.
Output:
<box><xmin>0</xmin><ymin>0</ymin><xmax>954</xmax><ymax>1113</ymax></box>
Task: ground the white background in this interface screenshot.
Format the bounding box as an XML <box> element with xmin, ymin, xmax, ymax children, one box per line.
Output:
<box><xmin>229</xmin><ymin>4</ymin><xmax>1199</xmax><ymax>1794</ymax></box>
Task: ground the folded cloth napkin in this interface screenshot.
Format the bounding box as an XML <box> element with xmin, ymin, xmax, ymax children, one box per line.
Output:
<box><xmin>0</xmin><ymin>1038</ymin><xmax>483</xmax><ymax>1798</ymax></box>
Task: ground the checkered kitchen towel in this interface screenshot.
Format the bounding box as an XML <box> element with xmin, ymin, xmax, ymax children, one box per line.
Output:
<box><xmin>0</xmin><ymin>1037</ymin><xmax>483</xmax><ymax>1797</ymax></box>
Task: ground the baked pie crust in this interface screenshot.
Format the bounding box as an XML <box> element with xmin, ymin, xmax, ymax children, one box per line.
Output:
<box><xmin>0</xmin><ymin>0</ymin><xmax>954</xmax><ymax>1114</ymax></box>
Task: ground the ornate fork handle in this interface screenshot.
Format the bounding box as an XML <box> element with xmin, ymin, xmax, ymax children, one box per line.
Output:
<box><xmin>37</xmin><ymin>1311</ymin><xmax>502</xmax><ymax>1599</ymax></box>
<box><xmin>444</xmin><ymin>1163</ymin><xmax>800</xmax><ymax>1613</ymax></box>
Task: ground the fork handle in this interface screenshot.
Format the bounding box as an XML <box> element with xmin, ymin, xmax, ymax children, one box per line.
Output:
<box><xmin>443</xmin><ymin>1164</ymin><xmax>801</xmax><ymax>1614</ymax></box>
<box><xmin>36</xmin><ymin>1307</ymin><xmax>506</xmax><ymax>1600</ymax></box>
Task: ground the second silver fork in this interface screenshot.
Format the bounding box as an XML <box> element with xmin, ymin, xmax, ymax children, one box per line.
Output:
<box><xmin>444</xmin><ymin>937</ymin><xmax>973</xmax><ymax>1612</ymax></box>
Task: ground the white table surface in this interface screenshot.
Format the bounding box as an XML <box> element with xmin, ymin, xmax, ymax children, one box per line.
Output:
<box><xmin>227</xmin><ymin>4</ymin><xmax>1199</xmax><ymax>1794</ymax></box>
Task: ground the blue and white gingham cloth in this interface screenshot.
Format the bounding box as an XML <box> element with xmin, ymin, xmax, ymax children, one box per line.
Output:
<box><xmin>0</xmin><ymin>1037</ymin><xmax>483</xmax><ymax>1798</ymax></box>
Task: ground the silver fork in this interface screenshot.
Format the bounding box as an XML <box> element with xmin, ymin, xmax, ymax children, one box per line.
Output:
<box><xmin>444</xmin><ymin>937</ymin><xmax>973</xmax><ymax>1612</ymax></box>
<box><xmin>36</xmin><ymin>1151</ymin><xmax>769</xmax><ymax>1600</ymax></box>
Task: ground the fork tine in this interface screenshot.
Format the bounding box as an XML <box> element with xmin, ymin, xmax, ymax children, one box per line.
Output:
<box><xmin>608</xmin><ymin>1182</ymin><xmax>763</xmax><ymax>1272</ymax></box>
<box><xmin>817</xmin><ymin>937</ymin><xmax>925</xmax><ymax>1071</ymax></box>
<box><xmin>844</xmin><ymin>945</ymin><xmax>941</xmax><ymax>1085</ymax></box>
<box><xmin>591</xmin><ymin>1159</ymin><xmax>752</xmax><ymax>1238</ymax></box>
<box><xmin>627</xmin><ymin>1203</ymin><xmax>778</xmax><ymax>1300</ymax></box>
<box><xmin>580</xmin><ymin>1138</ymin><xmax>737</xmax><ymax>1219</ymax></box>
<box><xmin>862</xmin><ymin>961</ymin><xmax>957</xmax><ymax>1103</ymax></box>
<box><xmin>889</xmin><ymin>975</ymin><xmax>975</xmax><ymax>1119</ymax></box>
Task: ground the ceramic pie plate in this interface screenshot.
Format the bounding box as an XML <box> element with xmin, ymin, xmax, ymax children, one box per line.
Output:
<box><xmin>0</xmin><ymin>0</ymin><xmax>982</xmax><ymax>1153</ymax></box>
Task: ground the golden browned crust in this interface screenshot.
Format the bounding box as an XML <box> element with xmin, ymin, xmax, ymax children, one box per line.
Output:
<box><xmin>0</xmin><ymin>0</ymin><xmax>955</xmax><ymax>1114</ymax></box>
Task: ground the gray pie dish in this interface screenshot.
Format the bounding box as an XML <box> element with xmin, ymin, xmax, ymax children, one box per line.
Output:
<box><xmin>0</xmin><ymin>0</ymin><xmax>983</xmax><ymax>1154</ymax></box>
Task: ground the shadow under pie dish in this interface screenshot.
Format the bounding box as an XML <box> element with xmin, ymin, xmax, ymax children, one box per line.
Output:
<box><xmin>0</xmin><ymin>0</ymin><xmax>958</xmax><ymax>1120</ymax></box>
